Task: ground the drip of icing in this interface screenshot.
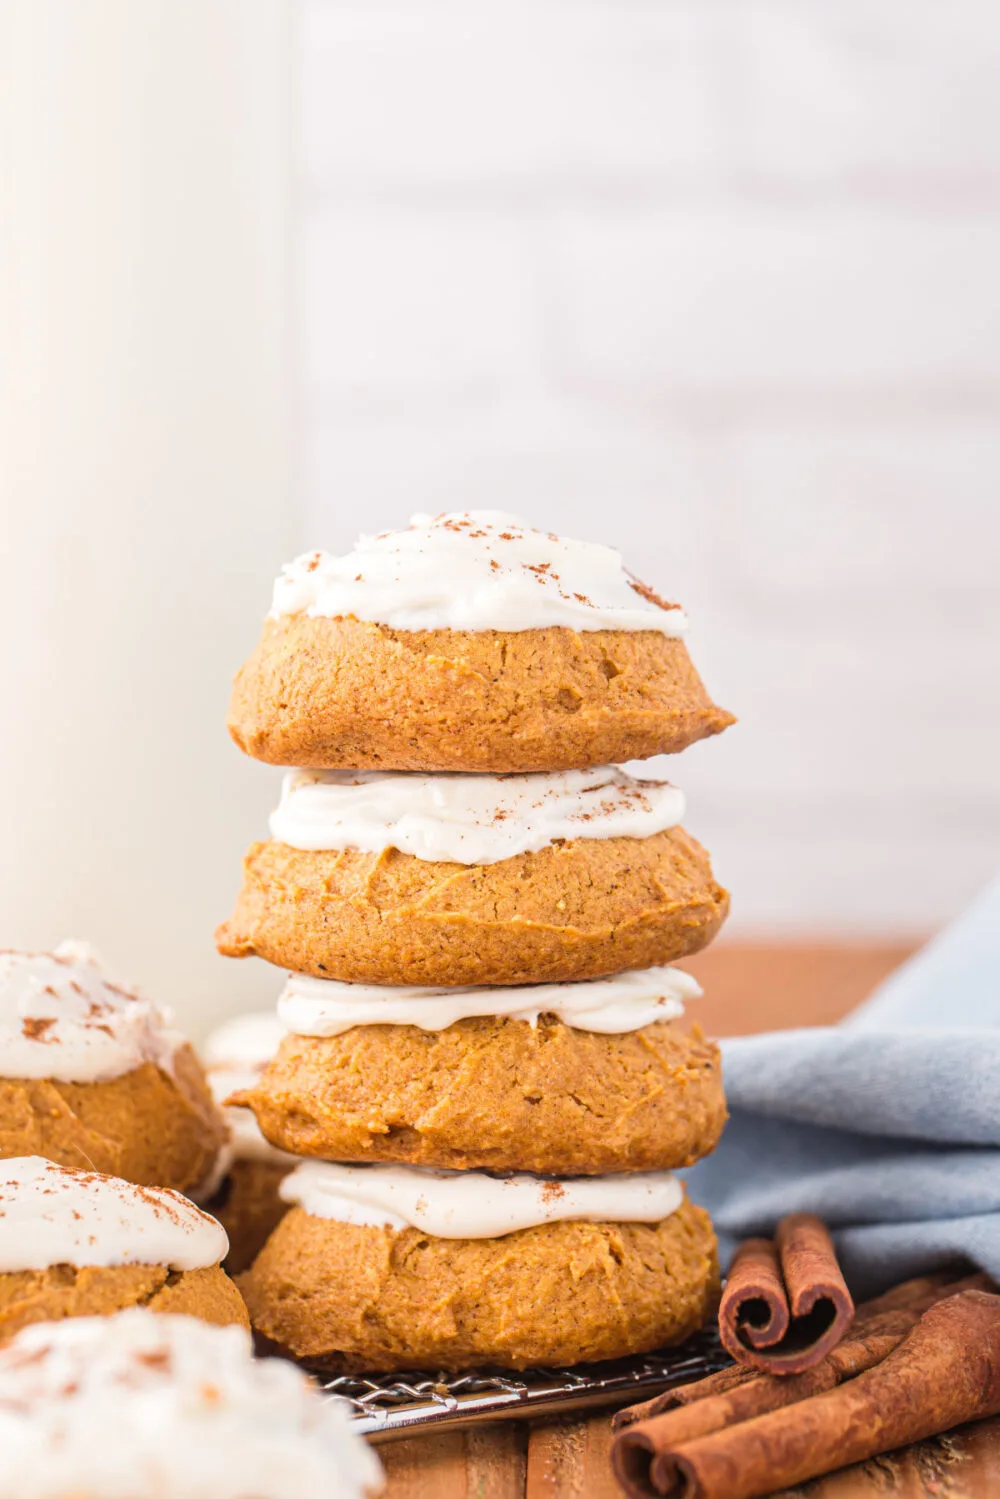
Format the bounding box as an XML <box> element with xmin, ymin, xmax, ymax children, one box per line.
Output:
<box><xmin>269</xmin><ymin>765</ymin><xmax>685</xmax><ymax>864</ymax></box>
<box><xmin>0</xmin><ymin>1310</ymin><xmax>382</xmax><ymax>1499</ymax></box>
<box><xmin>279</xmin><ymin>965</ymin><xmax>701</xmax><ymax>1038</ymax></box>
<box><xmin>0</xmin><ymin>944</ymin><xmax>184</xmax><ymax>1084</ymax></box>
<box><xmin>0</xmin><ymin>1158</ymin><xmax>228</xmax><ymax>1272</ymax></box>
<box><xmin>200</xmin><ymin>1013</ymin><xmax>296</xmax><ymax>1176</ymax></box>
<box><xmin>280</xmin><ymin>1161</ymin><xmax>683</xmax><ymax>1240</ymax></box>
<box><xmin>269</xmin><ymin>510</ymin><xmax>687</xmax><ymax>635</ymax></box>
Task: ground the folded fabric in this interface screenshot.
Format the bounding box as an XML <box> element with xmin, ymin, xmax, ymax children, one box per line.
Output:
<box><xmin>686</xmin><ymin>876</ymin><xmax>1000</xmax><ymax>1298</ymax></box>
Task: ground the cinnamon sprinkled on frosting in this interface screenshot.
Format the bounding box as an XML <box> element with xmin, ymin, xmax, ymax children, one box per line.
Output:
<box><xmin>268</xmin><ymin>510</ymin><xmax>689</xmax><ymax>634</ymax></box>
<box><xmin>0</xmin><ymin>944</ymin><xmax>184</xmax><ymax>1084</ymax></box>
<box><xmin>0</xmin><ymin>1309</ymin><xmax>382</xmax><ymax>1499</ymax></box>
<box><xmin>281</xmin><ymin>1160</ymin><xmax>683</xmax><ymax>1240</ymax></box>
<box><xmin>0</xmin><ymin>1158</ymin><xmax>228</xmax><ymax>1272</ymax></box>
<box><xmin>269</xmin><ymin>765</ymin><xmax>686</xmax><ymax>865</ymax></box>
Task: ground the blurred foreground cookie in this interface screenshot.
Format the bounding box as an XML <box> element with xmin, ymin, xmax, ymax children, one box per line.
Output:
<box><xmin>217</xmin><ymin>766</ymin><xmax>728</xmax><ymax>986</ymax></box>
<box><xmin>233</xmin><ymin>967</ymin><xmax>726</xmax><ymax>1174</ymax></box>
<box><xmin>0</xmin><ymin>1157</ymin><xmax>247</xmax><ymax>1345</ymax></box>
<box><xmin>0</xmin><ymin>944</ymin><xmax>227</xmax><ymax>1192</ymax></box>
<box><xmin>239</xmin><ymin>1161</ymin><xmax>719</xmax><ymax>1371</ymax></box>
<box><xmin>0</xmin><ymin>1309</ymin><xmax>382</xmax><ymax>1499</ymax></box>
<box><xmin>199</xmin><ymin>1011</ymin><xmax>297</xmax><ymax>1274</ymax></box>
<box><xmin>228</xmin><ymin>511</ymin><xmax>733</xmax><ymax>772</ymax></box>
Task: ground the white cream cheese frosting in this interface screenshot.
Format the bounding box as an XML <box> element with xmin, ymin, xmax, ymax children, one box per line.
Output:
<box><xmin>0</xmin><ymin>943</ymin><xmax>183</xmax><ymax>1084</ymax></box>
<box><xmin>201</xmin><ymin>1013</ymin><xmax>296</xmax><ymax>1173</ymax></box>
<box><xmin>279</xmin><ymin>965</ymin><xmax>701</xmax><ymax>1038</ymax></box>
<box><xmin>0</xmin><ymin>1310</ymin><xmax>383</xmax><ymax>1499</ymax></box>
<box><xmin>269</xmin><ymin>509</ymin><xmax>688</xmax><ymax>635</ymax></box>
<box><xmin>269</xmin><ymin>764</ymin><xmax>685</xmax><ymax>864</ymax></box>
<box><xmin>280</xmin><ymin>1161</ymin><xmax>683</xmax><ymax>1239</ymax></box>
<box><xmin>0</xmin><ymin>1158</ymin><xmax>228</xmax><ymax>1272</ymax></box>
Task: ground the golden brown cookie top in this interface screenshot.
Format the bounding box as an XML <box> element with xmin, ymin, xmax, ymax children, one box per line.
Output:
<box><xmin>270</xmin><ymin>509</ymin><xmax>687</xmax><ymax>635</ymax></box>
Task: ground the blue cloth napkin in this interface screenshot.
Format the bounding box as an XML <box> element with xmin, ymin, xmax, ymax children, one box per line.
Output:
<box><xmin>685</xmin><ymin>876</ymin><xmax>1000</xmax><ymax>1298</ymax></box>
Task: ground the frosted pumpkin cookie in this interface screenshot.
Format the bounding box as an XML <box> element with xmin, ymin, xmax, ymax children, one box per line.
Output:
<box><xmin>216</xmin><ymin>766</ymin><xmax>729</xmax><ymax>986</ymax></box>
<box><xmin>227</xmin><ymin>511</ymin><xmax>734</xmax><ymax>772</ymax></box>
<box><xmin>232</xmin><ymin>967</ymin><xmax>726</xmax><ymax>1174</ymax></box>
<box><xmin>0</xmin><ymin>1309</ymin><xmax>382</xmax><ymax>1499</ymax></box>
<box><xmin>0</xmin><ymin>1157</ymin><xmax>248</xmax><ymax>1346</ymax></box>
<box><xmin>239</xmin><ymin>1162</ymin><xmax>719</xmax><ymax>1371</ymax></box>
<box><xmin>199</xmin><ymin>1011</ymin><xmax>298</xmax><ymax>1274</ymax></box>
<box><xmin>0</xmin><ymin>945</ymin><xmax>227</xmax><ymax>1192</ymax></box>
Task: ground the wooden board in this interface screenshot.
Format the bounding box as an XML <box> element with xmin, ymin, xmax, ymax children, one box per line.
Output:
<box><xmin>377</xmin><ymin>1412</ymin><xmax>1000</xmax><ymax>1498</ymax></box>
<box><xmin>378</xmin><ymin>940</ymin><xmax>1000</xmax><ymax>1499</ymax></box>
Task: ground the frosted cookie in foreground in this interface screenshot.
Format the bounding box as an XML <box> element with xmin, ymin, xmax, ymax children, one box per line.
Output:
<box><xmin>239</xmin><ymin>1161</ymin><xmax>719</xmax><ymax>1371</ymax></box>
<box><xmin>232</xmin><ymin>967</ymin><xmax>726</xmax><ymax>1175</ymax></box>
<box><xmin>199</xmin><ymin>1011</ymin><xmax>298</xmax><ymax>1274</ymax></box>
<box><xmin>216</xmin><ymin>766</ymin><xmax>729</xmax><ymax>986</ymax></box>
<box><xmin>0</xmin><ymin>1310</ymin><xmax>382</xmax><ymax>1499</ymax></box>
<box><xmin>227</xmin><ymin>511</ymin><xmax>734</xmax><ymax>773</ymax></box>
<box><xmin>0</xmin><ymin>1157</ymin><xmax>247</xmax><ymax>1345</ymax></box>
<box><xmin>0</xmin><ymin>944</ymin><xmax>227</xmax><ymax>1192</ymax></box>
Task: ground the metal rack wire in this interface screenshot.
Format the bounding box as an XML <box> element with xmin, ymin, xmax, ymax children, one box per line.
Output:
<box><xmin>316</xmin><ymin>1328</ymin><xmax>728</xmax><ymax>1440</ymax></box>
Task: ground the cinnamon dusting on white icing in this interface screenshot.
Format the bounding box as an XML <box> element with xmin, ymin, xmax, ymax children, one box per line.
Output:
<box><xmin>0</xmin><ymin>1309</ymin><xmax>382</xmax><ymax>1499</ymax></box>
<box><xmin>269</xmin><ymin>765</ymin><xmax>685</xmax><ymax>865</ymax></box>
<box><xmin>281</xmin><ymin>1160</ymin><xmax>683</xmax><ymax>1240</ymax></box>
<box><xmin>0</xmin><ymin>1158</ymin><xmax>228</xmax><ymax>1272</ymax></box>
<box><xmin>0</xmin><ymin>944</ymin><xmax>184</xmax><ymax>1084</ymax></box>
<box><xmin>269</xmin><ymin>511</ymin><xmax>688</xmax><ymax>635</ymax></box>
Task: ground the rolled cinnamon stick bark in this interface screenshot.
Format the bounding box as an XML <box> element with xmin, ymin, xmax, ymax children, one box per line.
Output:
<box><xmin>613</xmin><ymin>1317</ymin><xmax>908</xmax><ymax>1455</ymax></box>
<box><xmin>718</xmin><ymin>1214</ymin><xmax>853</xmax><ymax>1374</ymax></box>
<box><xmin>612</xmin><ymin>1272</ymin><xmax>992</xmax><ymax>1435</ymax></box>
<box><xmin>613</xmin><ymin>1367</ymin><xmax>757</xmax><ymax>1431</ymax></box>
<box><xmin>612</xmin><ymin>1289</ymin><xmax>1000</xmax><ymax>1499</ymax></box>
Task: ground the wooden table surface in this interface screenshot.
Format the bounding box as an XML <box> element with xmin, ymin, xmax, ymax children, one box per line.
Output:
<box><xmin>378</xmin><ymin>940</ymin><xmax>1000</xmax><ymax>1499</ymax></box>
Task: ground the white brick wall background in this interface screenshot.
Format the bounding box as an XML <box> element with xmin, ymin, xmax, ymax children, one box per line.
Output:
<box><xmin>293</xmin><ymin>0</ymin><xmax>1000</xmax><ymax>937</ymax></box>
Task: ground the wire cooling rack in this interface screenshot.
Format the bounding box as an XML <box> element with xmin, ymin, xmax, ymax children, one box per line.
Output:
<box><xmin>315</xmin><ymin>1328</ymin><xmax>728</xmax><ymax>1440</ymax></box>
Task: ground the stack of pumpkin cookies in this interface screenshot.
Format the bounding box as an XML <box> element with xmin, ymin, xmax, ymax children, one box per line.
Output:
<box><xmin>218</xmin><ymin>511</ymin><xmax>734</xmax><ymax>1372</ymax></box>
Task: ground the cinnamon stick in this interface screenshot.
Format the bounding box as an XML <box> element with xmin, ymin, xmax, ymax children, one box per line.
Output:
<box><xmin>717</xmin><ymin>1213</ymin><xmax>853</xmax><ymax>1374</ymax></box>
<box><xmin>612</xmin><ymin>1289</ymin><xmax>1000</xmax><ymax>1499</ymax></box>
<box><xmin>612</xmin><ymin>1271</ymin><xmax>992</xmax><ymax>1433</ymax></box>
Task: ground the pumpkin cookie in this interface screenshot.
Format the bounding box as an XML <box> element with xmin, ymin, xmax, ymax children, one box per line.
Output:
<box><xmin>227</xmin><ymin>511</ymin><xmax>733</xmax><ymax>772</ymax></box>
<box><xmin>233</xmin><ymin>967</ymin><xmax>726</xmax><ymax>1174</ymax></box>
<box><xmin>216</xmin><ymin>767</ymin><xmax>728</xmax><ymax>986</ymax></box>
<box><xmin>0</xmin><ymin>1308</ymin><xmax>383</xmax><ymax>1498</ymax></box>
<box><xmin>0</xmin><ymin>945</ymin><xmax>227</xmax><ymax>1193</ymax></box>
<box><xmin>0</xmin><ymin>1157</ymin><xmax>248</xmax><ymax>1346</ymax></box>
<box><xmin>199</xmin><ymin>1012</ymin><xmax>297</xmax><ymax>1275</ymax></box>
<box><xmin>239</xmin><ymin>1161</ymin><xmax>719</xmax><ymax>1371</ymax></box>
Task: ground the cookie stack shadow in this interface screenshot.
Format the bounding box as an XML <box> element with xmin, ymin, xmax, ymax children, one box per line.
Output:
<box><xmin>215</xmin><ymin>512</ymin><xmax>735</xmax><ymax>1373</ymax></box>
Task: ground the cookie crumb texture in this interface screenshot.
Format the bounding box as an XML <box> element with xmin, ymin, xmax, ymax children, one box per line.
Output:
<box><xmin>237</xmin><ymin>1019</ymin><xmax>726</xmax><ymax>1175</ymax></box>
<box><xmin>239</xmin><ymin>1196</ymin><xmax>719</xmax><ymax>1371</ymax></box>
<box><xmin>204</xmin><ymin>1158</ymin><xmax>293</xmax><ymax>1276</ymax></box>
<box><xmin>217</xmin><ymin>828</ymin><xmax>729</xmax><ymax>987</ymax></box>
<box><xmin>0</xmin><ymin>1263</ymin><xmax>248</xmax><ymax>1348</ymax></box>
<box><xmin>228</xmin><ymin>617</ymin><xmax>734</xmax><ymax>772</ymax></box>
<box><xmin>0</xmin><ymin>1046</ymin><xmax>228</xmax><ymax>1193</ymax></box>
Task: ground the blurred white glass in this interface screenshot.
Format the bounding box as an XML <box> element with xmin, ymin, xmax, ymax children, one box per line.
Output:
<box><xmin>0</xmin><ymin>0</ymin><xmax>293</xmax><ymax>1033</ymax></box>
